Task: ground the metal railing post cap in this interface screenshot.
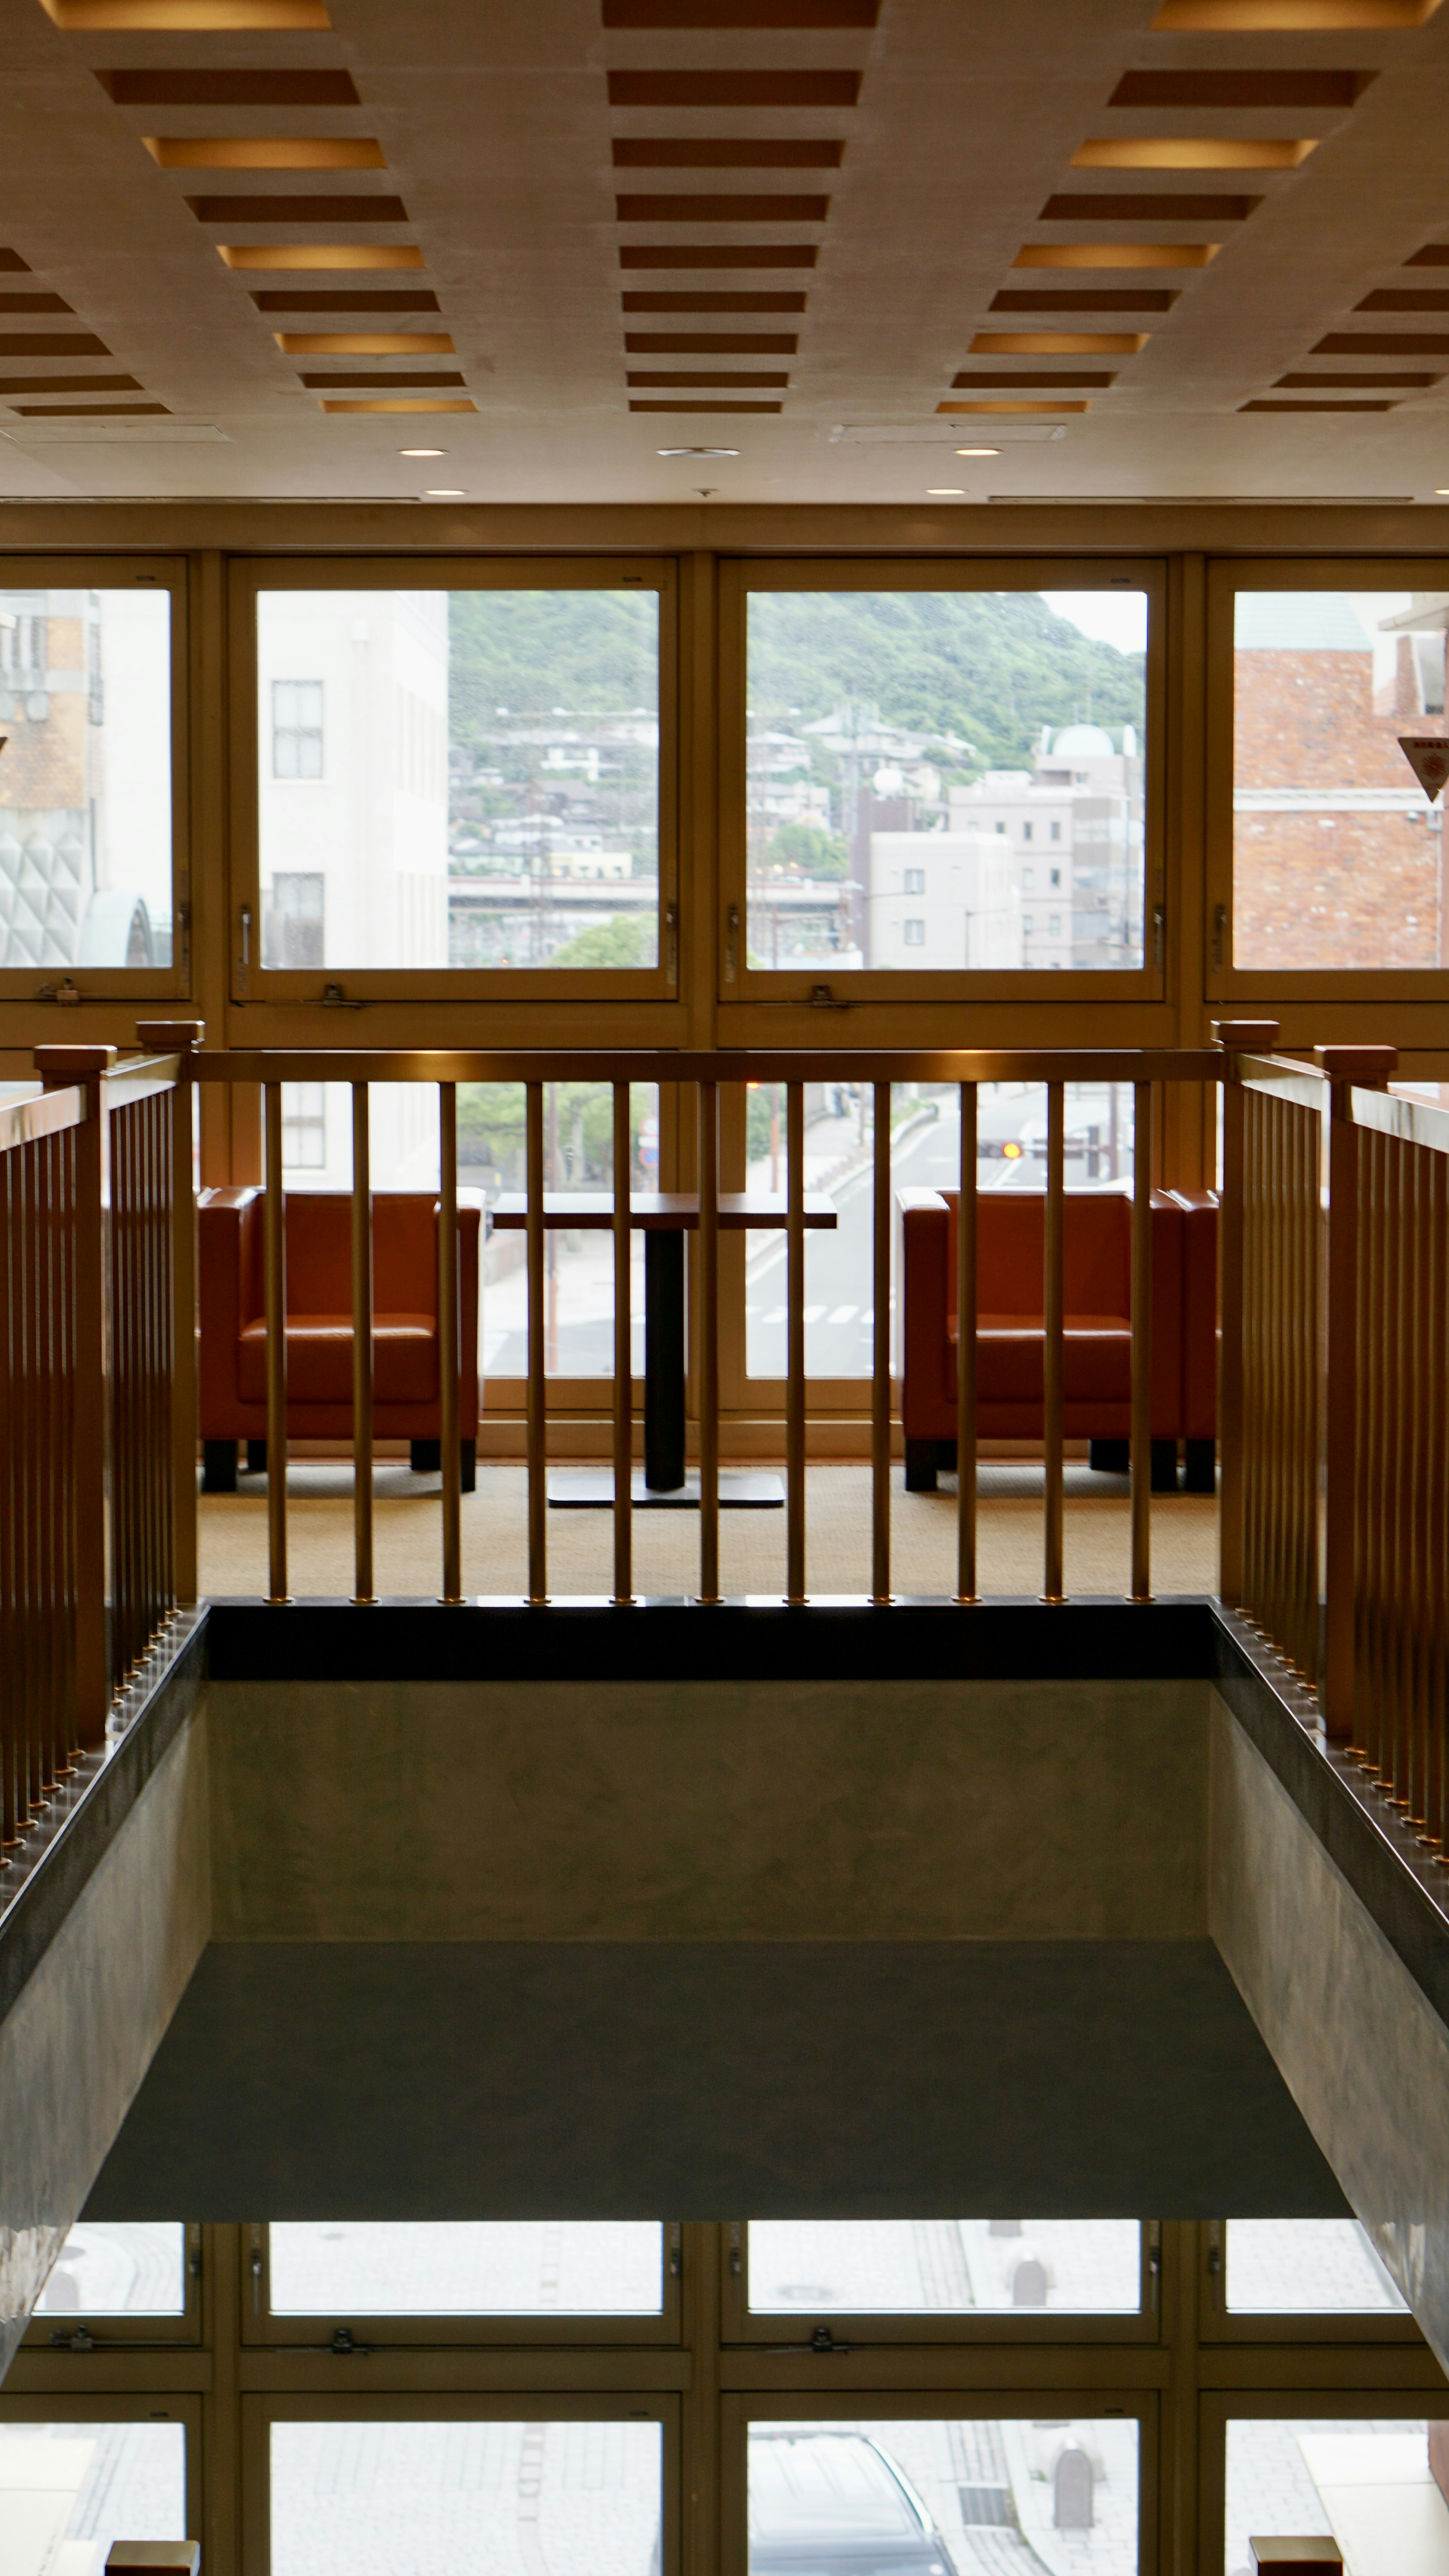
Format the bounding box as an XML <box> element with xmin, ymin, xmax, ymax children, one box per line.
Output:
<box><xmin>1314</xmin><ymin>1043</ymin><xmax>1398</xmax><ymax>1088</ymax></box>
<box><xmin>1211</xmin><ymin>1019</ymin><xmax>1282</xmax><ymax>1052</ymax></box>
<box><xmin>134</xmin><ymin>1019</ymin><xmax>205</xmax><ymax>1053</ymax></box>
<box><xmin>34</xmin><ymin>1042</ymin><xmax>116</xmax><ymax>1087</ymax></box>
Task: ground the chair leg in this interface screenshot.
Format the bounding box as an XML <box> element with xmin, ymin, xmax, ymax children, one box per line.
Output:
<box><xmin>460</xmin><ymin>1439</ymin><xmax>477</xmax><ymax>1495</ymax></box>
<box><xmin>411</xmin><ymin>1438</ymin><xmax>441</xmax><ymax>1472</ymax></box>
<box><xmin>1089</xmin><ymin>1439</ymin><xmax>1129</xmax><ymax>1474</ymax></box>
<box><xmin>202</xmin><ymin>1439</ymin><xmax>238</xmax><ymax>1495</ymax></box>
<box><xmin>1182</xmin><ymin>1438</ymin><xmax>1217</xmax><ymax>1494</ymax></box>
<box><xmin>246</xmin><ymin>1438</ymin><xmax>267</xmax><ymax>1474</ymax></box>
<box><xmin>1150</xmin><ymin>1438</ymin><xmax>1180</xmax><ymax>1494</ymax></box>
<box><xmin>904</xmin><ymin>1439</ymin><xmax>938</xmax><ymax>1492</ymax></box>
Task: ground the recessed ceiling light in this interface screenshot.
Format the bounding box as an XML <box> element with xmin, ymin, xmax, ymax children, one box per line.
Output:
<box><xmin>400</xmin><ymin>445</ymin><xmax>445</xmax><ymax>456</ymax></box>
<box><xmin>1437</xmin><ymin>488</ymin><xmax>1449</xmax><ymax>495</ymax></box>
<box><xmin>927</xmin><ymin>487</ymin><xmax>965</xmax><ymax>495</ymax></box>
<box><xmin>657</xmin><ymin>444</ymin><xmax>740</xmax><ymax>455</ymax></box>
<box><xmin>957</xmin><ymin>445</ymin><xmax>1000</xmax><ymax>456</ymax></box>
<box><xmin>425</xmin><ymin>487</ymin><xmax>465</xmax><ymax>496</ymax></box>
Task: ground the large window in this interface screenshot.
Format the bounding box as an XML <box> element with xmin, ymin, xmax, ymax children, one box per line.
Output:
<box><xmin>1210</xmin><ymin>566</ymin><xmax>1449</xmax><ymax>994</ymax></box>
<box><xmin>0</xmin><ymin>570</ymin><xmax>180</xmax><ymax>987</ymax></box>
<box><xmin>744</xmin><ymin>2221</ymin><xmax>1144</xmax><ymax>2322</ymax></box>
<box><xmin>0</xmin><ymin>2416</ymin><xmax>189</xmax><ymax>2572</ymax></box>
<box><xmin>1219</xmin><ymin>2413</ymin><xmax>1449</xmax><ymax>2576</ymax></box>
<box><xmin>248</xmin><ymin>2222</ymin><xmax>678</xmax><ymax>2347</ymax></box>
<box><xmin>243</xmin><ymin>566</ymin><xmax>671</xmax><ymax>994</ymax></box>
<box><xmin>265</xmin><ymin>2409</ymin><xmax>666</xmax><ymax>2576</ymax></box>
<box><xmin>728</xmin><ymin>567</ymin><xmax>1158</xmax><ymax>997</ymax></box>
<box><xmin>739</xmin><ymin>2408</ymin><xmax>1143</xmax><ymax>2576</ymax></box>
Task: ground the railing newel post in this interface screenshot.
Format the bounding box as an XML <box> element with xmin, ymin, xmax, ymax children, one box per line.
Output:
<box><xmin>786</xmin><ymin>1079</ymin><xmax>806</xmax><ymax>1605</ymax></box>
<box><xmin>955</xmin><ymin>1083</ymin><xmax>978</xmax><ymax>1607</ymax></box>
<box><xmin>35</xmin><ymin>1044</ymin><xmax>115</xmax><ymax>1748</ymax></box>
<box><xmin>1210</xmin><ymin>1022</ymin><xmax>1280</xmax><ymax>1612</ymax></box>
<box><xmin>1043</xmin><ymin>1080</ymin><xmax>1065</xmax><ymax>1605</ymax></box>
<box><xmin>1315</xmin><ymin>1046</ymin><xmax>1397</xmax><ymax>1743</ymax></box>
<box><xmin>871</xmin><ymin>1079</ymin><xmax>891</xmax><ymax>1605</ymax></box>
<box><xmin>613</xmin><ymin>1079</ymin><xmax>634</xmax><ymax>1605</ymax></box>
<box><xmin>438</xmin><ymin>1082</ymin><xmax>462</xmax><ymax>1606</ymax></box>
<box><xmin>352</xmin><ymin>1082</ymin><xmax>375</xmax><ymax>1606</ymax></box>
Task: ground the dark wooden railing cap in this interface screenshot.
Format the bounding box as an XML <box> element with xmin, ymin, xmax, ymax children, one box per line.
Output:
<box><xmin>34</xmin><ymin>1043</ymin><xmax>117</xmax><ymax>1085</ymax></box>
<box><xmin>1211</xmin><ymin>1018</ymin><xmax>1282</xmax><ymax>1052</ymax></box>
<box><xmin>1314</xmin><ymin>1044</ymin><xmax>1398</xmax><ymax>1086</ymax></box>
<box><xmin>134</xmin><ymin>1018</ymin><xmax>205</xmax><ymax>1053</ymax></box>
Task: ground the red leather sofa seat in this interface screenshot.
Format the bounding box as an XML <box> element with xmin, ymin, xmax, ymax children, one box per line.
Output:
<box><xmin>199</xmin><ymin>1187</ymin><xmax>481</xmax><ymax>1489</ymax></box>
<box><xmin>898</xmin><ymin>1186</ymin><xmax>1200</xmax><ymax>1489</ymax></box>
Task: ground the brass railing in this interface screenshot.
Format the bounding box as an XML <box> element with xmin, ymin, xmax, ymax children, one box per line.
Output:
<box><xmin>1</xmin><ymin>1029</ymin><xmax>195</xmax><ymax>1873</ymax></box>
<box><xmin>187</xmin><ymin>1047</ymin><xmax>1224</xmax><ymax>1611</ymax></box>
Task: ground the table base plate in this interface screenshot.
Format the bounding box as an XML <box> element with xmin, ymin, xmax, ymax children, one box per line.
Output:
<box><xmin>547</xmin><ymin>1468</ymin><xmax>783</xmax><ymax>1509</ymax></box>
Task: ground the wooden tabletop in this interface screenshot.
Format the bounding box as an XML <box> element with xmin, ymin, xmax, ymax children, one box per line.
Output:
<box><xmin>490</xmin><ymin>1190</ymin><xmax>837</xmax><ymax>1231</ymax></box>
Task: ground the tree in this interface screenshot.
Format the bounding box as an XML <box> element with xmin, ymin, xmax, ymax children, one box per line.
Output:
<box><xmin>546</xmin><ymin>913</ymin><xmax>655</xmax><ymax>969</ymax></box>
<box><xmin>764</xmin><ymin>822</ymin><xmax>848</xmax><ymax>879</ymax></box>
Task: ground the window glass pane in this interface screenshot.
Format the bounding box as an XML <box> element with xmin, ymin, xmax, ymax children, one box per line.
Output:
<box><xmin>749</xmin><ymin>2416</ymin><xmax>1138</xmax><ymax>2576</ymax></box>
<box><xmin>33</xmin><ymin>2223</ymin><xmax>186</xmax><ymax>2318</ymax></box>
<box><xmin>270</xmin><ymin>2419</ymin><xmax>661</xmax><ymax>2575</ymax></box>
<box><xmin>1224</xmin><ymin>2419</ymin><xmax>1444</xmax><ymax>2576</ymax></box>
<box><xmin>1226</xmin><ymin>2220</ymin><xmax>1407</xmax><ymax>2315</ymax></box>
<box><xmin>268</xmin><ymin>2223</ymin><xmax>665</xmax><ymax>2316</ymax></box>
<box><xmin>1232</xmin><ymin>589</ymin><xmax>1447</xmax><ymax>971</ymax></box>
<box><xmin>0</xmin><ymin>2422</ymin><xmax>185</xmax><ymax>2574</ymax></box>
<box><xmin>0</xmin><ymin>586</ymin><xmax>172</xmax><ymax>971</ymax></box>
<box><xmin>747</xmin><ymin>2223</ymin><xmax>1141</xmax><ymax>2314</ymax></box>
<box><xmin>745</xmin><ymin>588</ymin><xmax>1146</xmax><ymax>974</ymax></box>
<box><xmin>745</xmin><ymin>1082</ymin><xmax>1136</xmax><ymax>1380</ymax></box>
<box><xmin>466</xmin><ymin>1082</ymin><xmax>654</xmax><ymax>1380</ymax></box>
<box><xmin>256</xmin><ymin>589</ymin><xmax>660</xmax><ymax>972</ymax></box>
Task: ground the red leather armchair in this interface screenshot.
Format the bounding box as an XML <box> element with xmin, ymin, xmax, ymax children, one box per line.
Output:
<box><xmin>897</xmin><ymin>1186</ymin><xmax>1188</xmax><ymax>1492</ymax></box>
<box><xmin>198</xmin><ymin>1188</ymin><xmax>481</xmax><ymax>1494</ymax></box>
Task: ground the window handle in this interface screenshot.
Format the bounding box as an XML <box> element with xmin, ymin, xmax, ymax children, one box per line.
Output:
<box><xmin>239</xmin><ymin>904</ymin><xmax>252</xmax><ymax>971</ymax></box>
<box><xmin>724</xmin><ymin>902</ymin><xmax>740</xmax><ymax>985</ymax></box>
<box><xmin>1211</xmin><ymin>901</ymin><xmax>1227</xmax><ymax>971</ymax></box>
<box><xmin>1152</xmin><ymin>901</ymin><xmax>1165</xmax><ymax>970</ymax></box>
<box><xmin>665</xmin><ymin>899</ymin><xmax>678</xmax><ymax>985</ymax></box>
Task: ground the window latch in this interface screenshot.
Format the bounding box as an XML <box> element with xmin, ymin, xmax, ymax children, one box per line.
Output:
<box><xmin>238</xmin><ymin>904</ymin><xmax>252</xmax><ymax>989</ymax></box>
<box><xmin>724</xmin><ymin>902</ymin><xmax>740</xmax><ymax>985</ymax></box>
<box><xmin>1211</xmin><ymin>901</ymin><xmax>1228</xmax><ymax>971</ymax></box>
<box><xmin>665</xmin><ymin>900</ymin><xmax>679</xmax><ymax>985</ymax></box>
<box><xmin>1151</xmin><ymin>901</ymin><xmax>1165</xmax><ymax>970</ymax></box>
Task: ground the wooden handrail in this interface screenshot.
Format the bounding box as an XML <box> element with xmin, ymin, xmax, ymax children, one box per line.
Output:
<box><xmin>184</xmin><ymin>1046</ymin><xmax>1229</xmax><ymax>1086</ymax></box>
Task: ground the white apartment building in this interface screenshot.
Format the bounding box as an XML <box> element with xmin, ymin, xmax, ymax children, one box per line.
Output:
<box><xmin>256</xmin><ymin>588</ymin><xmax>451</xmax><ymax>1190</ymax></box>
<box><xmin>866</xmin><ymin>827</ymin><xmax>1023</xmax><ymax>971</ymax></box>
<box><xmin>947</xmin><ymin>723</ymin><xmax>1143</xmax><ymax>973</ymax></box>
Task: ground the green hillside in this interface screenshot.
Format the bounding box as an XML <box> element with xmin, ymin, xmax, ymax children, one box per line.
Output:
<box><xmin>446</xmin><ymin>586</ymin><xmax>1143</xmax><ymax>778</ymax></box>
<box><xmin>747</xmin><ymin>588</ymin><xmax>1144</xmax><ymax>773</ymax></box>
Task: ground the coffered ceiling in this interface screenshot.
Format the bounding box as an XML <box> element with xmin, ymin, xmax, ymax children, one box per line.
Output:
<box><xmin>3</xmin><ymin>0</ymin><xmax>1449</xmax><ymax>503</ymax></box>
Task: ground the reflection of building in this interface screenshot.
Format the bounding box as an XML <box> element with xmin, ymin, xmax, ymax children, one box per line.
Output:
<box><xmin>0</xmin><ymin>589</ymin><xmax>171</xmax><ymax>970</ymax></box>
<box><xmin>258</xmin><ymin>589</ymin><xmax>449</xmax><ymax>974</ymax></box>
<box><xmin>866</xmin><ymin>828</ymin><xmax>1022</xmax><ymax>970</ymax></box>
<box><xmin>1233</xmin><ymin>592</ymin><xmax>1446</xmax><ymax>970</ymax></box>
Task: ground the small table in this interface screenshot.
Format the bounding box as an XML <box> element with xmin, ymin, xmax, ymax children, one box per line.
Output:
<box><xmin>489</xmin><ymin>1190</ymin><xmax>838</xmax><ymax>1507</ymax></box>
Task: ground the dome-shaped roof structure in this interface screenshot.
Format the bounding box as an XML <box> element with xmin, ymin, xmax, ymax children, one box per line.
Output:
<box><xmin>1050</xmin><ymin>723</ymin><xmax>1116</xmax><ymax>756</ymax></box>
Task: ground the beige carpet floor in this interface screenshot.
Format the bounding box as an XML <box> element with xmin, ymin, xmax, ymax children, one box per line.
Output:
<box><xmin>198</xmin><ymin>1461</ymin><xmax>1218</xmax><ymax>1601</ymax></box>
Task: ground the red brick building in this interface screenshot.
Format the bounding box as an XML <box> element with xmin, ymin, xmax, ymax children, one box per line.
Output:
<box><xmin>1233</xmin><ymin>591</ymin><xmax>1446</xmax><ymax>970</ymax></box>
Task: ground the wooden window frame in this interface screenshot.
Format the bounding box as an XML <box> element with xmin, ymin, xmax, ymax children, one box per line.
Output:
<box><xmin>0</xmin><ymin>554</ymin><xmax>190</xmax><ymax>1003</ymax></box>
<box><xmin>1197</xmin><ymin>2384</ymin><xmax>1449</xmax><ymax>2576</ymax></box>
<box><xmin>241</xmin><ymin>2221</ymin><xmax>686</xmax><ymax>2350</ymax></box>
<box><xmin>1195</xmin><ymin>2220</ymin><xmax>1426</xmax><ymax>2348</ymax></box>
<box><xmin>717</xmin><ymin>555</ymin><xmax>1169</xmax><ymax>1012</ymax></box>
<box><xmin>240</xmin><ymin>2390</ymin><xmax>680</xmax><ymax>2576</ymax></box>
<box><xmin>0</xmin><ymin>2389</ymin><xmax>204</xmax><ymax>2540</ymax></box>
<box><xmin>20</xmin><ymin>2221</ymin><xmax>203</xmax><ymax>2351</ymax></box>
<box><xmin>226</xmin><ymin>555</ymin><xmax>678</xmax><ymax>1013</ymax></box>
<box><xmin>720</xmin><ymin>2387</ymin><xmax>1159</xmax><ymax>2576</ymax></box>
<box><xmin>1205</xmin><ymin>556</ymin><xmax>1449</xmax><ymax>1007</ymax></box>
<box><xmin>720</xmin><ymin>2221</ymin><xmax>1161</xmax><ymax>2349</ymax></box>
